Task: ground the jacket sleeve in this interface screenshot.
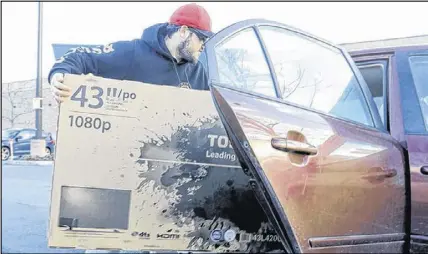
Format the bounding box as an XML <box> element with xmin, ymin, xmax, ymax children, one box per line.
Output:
<box><xmin>48</xmin><ymin>40</ymin><xmax>136</xmax><ymax>83</ymax></box>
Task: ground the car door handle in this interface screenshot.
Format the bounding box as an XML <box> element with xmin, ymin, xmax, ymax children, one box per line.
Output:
<box><xmin>271</xmin><ymin>137</ymin><xmax>318</xmax><ymax>155</ymax></box>
<box><xmin>362</xmin><ymin>168</ymin><xmax>397</xmax><ymax>183</ymax></box>
<box><xmin>421</xmin><ymin>166</ymin><xmax>428</xmax><ymax>175</ymax></box>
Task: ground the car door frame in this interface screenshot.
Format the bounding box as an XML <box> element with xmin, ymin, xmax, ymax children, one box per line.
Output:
<box><xmin>354</xmin><ymin>59</ymin><xmax>390</xmax><ymax>130</ymax></box>
<box><xmin>203</xmin><ymin>19</ymin><xmax>400</xmax><ymax>253</ymax></box>
<box><xmin>395</xmin><ymin>47</ymin><xmax>428</xmax><ymax>136</ymax></box>
<box><xmin>205</xmin><ymin>19</ymin><xmax>385</xmax><ymax>132</ymax></box>
<box><xmin>351</xmin><ymin>51</ymin><xmax>413</xmax><ymax>249</ymax></box>
<box><xmin>350</xmin><ymin>51</ymin><xmax>407</xmax><ymax>143</ymax></box>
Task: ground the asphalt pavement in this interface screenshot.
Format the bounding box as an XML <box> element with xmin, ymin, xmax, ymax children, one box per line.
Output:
<box><xmin>2</xmin><ymin>162</ymin><xmax>83</xmax><ymax>253</ymax></box>
<box><xmin>2</xmin><ymin>162</ymin><xmax>191</xmax><ymax>254</ymax></box>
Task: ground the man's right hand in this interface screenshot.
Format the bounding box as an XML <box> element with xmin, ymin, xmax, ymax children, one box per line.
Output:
<box><xmin>50</xmin><ymin>73</ymin><xmax>72</xmax><ymax>103</ymax></box>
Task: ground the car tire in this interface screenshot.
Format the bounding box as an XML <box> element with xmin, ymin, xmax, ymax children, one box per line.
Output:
<box><xmin>2</xmin><ymin>146</ymin><xmax>11</xmax><ymax>161</ymax></box>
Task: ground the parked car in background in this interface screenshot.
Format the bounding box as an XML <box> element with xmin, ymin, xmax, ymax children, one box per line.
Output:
<box><xmin>1</xmin><ymin>128</ymin><xmax>56</xmax><ymax>160</ymax></box>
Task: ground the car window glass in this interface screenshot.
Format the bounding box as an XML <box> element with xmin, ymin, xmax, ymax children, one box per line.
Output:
<box><xmin>2</xmin><ymin>129</ymin><xmax>19</xmax><ymax>138</ymax></box>
<box><xmin>358</xmin><ymin>64</ymin><xmax>386</xmax><ymax>126</ymax></box>
<box><xmin>214</xmin><ymin>27</ymin><xmax>276</xmax><ymax>97</ymax></box>
<box><xmin>259</xmin><ymin>26</ymin><xmax>373</xmax><ymax>127</ymax></box>
<box><xmin>409</xmin><ymin>55</ymin><xmax>428</xmax><ymax>131</ymax></box>
<box><xmin>18</xmin><ymin>130</ymin><xmax>36</xmax><ymax>140</ymax></box>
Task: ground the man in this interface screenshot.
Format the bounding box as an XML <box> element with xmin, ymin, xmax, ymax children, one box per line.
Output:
<box><xmin>49</xmin><ymin>3</ymin><xmax>213</xmax><ymax>103</ymax></box>
<box><xmin>49</xmin><ymin>4</ymin><xmax>213</xmax><ymax>253</ymax></box>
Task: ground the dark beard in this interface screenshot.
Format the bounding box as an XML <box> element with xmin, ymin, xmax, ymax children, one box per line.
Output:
<box><xmin>178</xmin><ymin>36</ymin><xmax>196</xmax><ymax>63</ymax></box>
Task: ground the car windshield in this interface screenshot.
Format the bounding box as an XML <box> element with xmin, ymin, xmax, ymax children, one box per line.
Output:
<box><xmin>2</xmin><ymin>129</ymin><xmax>19</xmax><ymax>139</ymax></box>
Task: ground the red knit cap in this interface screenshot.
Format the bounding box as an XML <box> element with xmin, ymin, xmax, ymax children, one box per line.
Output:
<box><xmin>169</xmin><ymin>3</ymin><xmax>213</xmax><ymax>37</ymax></box>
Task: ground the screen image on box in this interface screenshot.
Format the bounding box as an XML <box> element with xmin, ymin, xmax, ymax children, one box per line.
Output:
<box><xmin>58</xmin><ymin>186</ymin><xmax>131</xmax><ymax>230</ymax></box>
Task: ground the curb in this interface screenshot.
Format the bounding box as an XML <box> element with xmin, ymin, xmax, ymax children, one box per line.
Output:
<box><xmin>2</xmin><ymin>160</ymin><xmax>53</xmax><ymax>166</ymax></box>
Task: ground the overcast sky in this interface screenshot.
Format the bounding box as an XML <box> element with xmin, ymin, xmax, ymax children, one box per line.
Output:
<box><xmin>2</xmin><ymin>2</ymin><xmax>428</xmax><ymax>83</ymax></box>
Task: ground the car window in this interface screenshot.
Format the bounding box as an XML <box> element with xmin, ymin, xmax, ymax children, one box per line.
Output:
<box><xmin>258</xmin><ymin>26</ymin><xmax>374</xmax><ymax>127</ymax></box>
<box><xmin>2</xmin><ymin>129</ymin><xmax>20</xmax><ymax>138</ymax></box>
<box><xmin>18</xmin><ymin>130</ymin><xmax>36</xmax><ymax>140</ymax></box>
<box><xmin>214</xmin><ymin>27</ymin><xmax>277</xmax><ymax>97</ymax></box>
<box><xmin>357</xmin><ymin>64</ymin><xmax>387</xmax><ymax>126</ymax></box>
<box><xmin>408</xmin><ymin>55</ymin><xmax>428</xmax><ymax>131</ymax></box>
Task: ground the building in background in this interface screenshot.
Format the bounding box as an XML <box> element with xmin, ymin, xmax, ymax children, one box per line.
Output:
<box><xmin>1</xmin><ymin>44</ymin><xmax>101</xmax><ymax>134</ymax></box>
<box><xmin>2</xmin><ymin>78</ymin><xmax>57</xmax><ymax>133</ymax></box>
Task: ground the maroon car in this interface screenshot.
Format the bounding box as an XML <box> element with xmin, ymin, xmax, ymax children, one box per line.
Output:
<box><xmin>343</xmin><ymin>37</ymin><xmax>428</xmax><ymax>253</ymax></box>
<box><xmin>202</xmin><ymin>20</ymin><xmax>427</xmax><ymax>253</ymax></box>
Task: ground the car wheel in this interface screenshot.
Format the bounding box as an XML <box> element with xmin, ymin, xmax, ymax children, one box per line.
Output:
<box><xmin>45</xmin><ymin>147</ymin><xmax>51</xmax><ymax>156</ymax></box>
<box><xmin>2</xmin><ymin>147</ymin><xmax>10</xmax><ymax>161</ymax></box>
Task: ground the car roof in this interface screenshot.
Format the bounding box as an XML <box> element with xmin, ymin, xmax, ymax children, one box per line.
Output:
<box><xmin>3</xmin><ymin>128</ymin><xmax>23</xmax><ymax>131</ymax></box>
<box><xmin>3</xmin><ymin>128</ymin><xmax>49</xmax><ymax>134</ymax></box>
<box><xmin>340</xmin><ymin>35</ymin><xmax>428</xmax><ymax>55</ymax></box>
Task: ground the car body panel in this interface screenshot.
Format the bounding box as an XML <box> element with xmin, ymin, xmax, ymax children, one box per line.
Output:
<box><xmin>209</xmin><ymin>84</ymin><xmax>406</xmax><ymax>253</ymax></box>
<box><xmin>308</xmin><ymin>241</ymin><xmax>404</xmax><ymax>253</ymax></box>
<box><xmin>407</xmin><ymin>135</ymin><xmax>428</xmax><ymax>237</ymax></box>
<box><xmin>344</xmin><ymin>40</ymin><xmax>428</xmax><ymax>251</ymax></box>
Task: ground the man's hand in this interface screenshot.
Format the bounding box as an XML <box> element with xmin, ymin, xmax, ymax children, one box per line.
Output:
<box><xmin>50</xmin><ymin>73</ymin><xmax>71</xmax><ymax>103</ymax></box>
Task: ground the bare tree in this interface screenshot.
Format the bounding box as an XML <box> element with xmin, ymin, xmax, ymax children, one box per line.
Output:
<box><xmin>1</xmin><ymin>81</ymin><xmax>33</xmax><ymax>128</ymax></box>
<box><xmin>280</xmin><ymin>64</ymin><xmax>306</xmax><ymax>99</ymax></box>
<box><xmin>217</xmin><ymin>49</ymin><xmax>330</xmax><ymax>105</ymax></box>
<box><xmin>217</xmin><ymin>48</ymin><xmax>251</xmax><ymax>88</ymax></box>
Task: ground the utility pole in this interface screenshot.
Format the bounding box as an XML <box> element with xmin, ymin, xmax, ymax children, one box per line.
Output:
<box><xmin>31</xmin><ymin>2</ymin><xmax>46</xmax><ymax>158</ymax></box>
<box><xmin>35</xmin><ymin>2</ymin><xmax>43</xmax><ymax>138</ymax></box>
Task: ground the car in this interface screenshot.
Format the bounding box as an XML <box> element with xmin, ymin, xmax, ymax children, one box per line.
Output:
<box><xmin>1</xmin><ymin>128</ymin><xmax>56</xmax><ymax>160</ymax></box>
<box><xmin>342</xmin><ymin>36</ymin><xmax>428</xmax><ymax>254</ymax></box>
<box><xmin>193</xmin><ymin>20</ymin><xmax>427</xmax><ymax>253</ymax></box>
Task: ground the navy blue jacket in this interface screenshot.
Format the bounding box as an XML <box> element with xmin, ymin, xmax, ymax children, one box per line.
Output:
<box><xmin>48</xmin><ymin>23</ymin><xmax>209</xmax><ymax>90</ymax></box>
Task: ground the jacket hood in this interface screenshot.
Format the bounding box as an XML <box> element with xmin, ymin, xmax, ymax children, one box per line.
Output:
<box><xmin>141</xmin><ymin>22</ymin><xmax>173</xmax><ymax>59</ymax></box>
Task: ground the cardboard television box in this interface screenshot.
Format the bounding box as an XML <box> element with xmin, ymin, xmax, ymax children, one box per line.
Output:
<box><xmin>48</xmin><ymin>74</ymin><xmax>282</xmax><ymax>252</ymax></box>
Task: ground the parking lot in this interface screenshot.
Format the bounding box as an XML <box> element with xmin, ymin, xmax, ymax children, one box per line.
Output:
<box><xmin>2</xmin><ymin>162</ymin><xmax>82</xmax><ymax>253</ymax></box>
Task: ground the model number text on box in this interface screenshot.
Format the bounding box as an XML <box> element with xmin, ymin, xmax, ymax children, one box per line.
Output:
<box><xmin>70</xmin><ymin>85</ymin><xmax>137</xmax><ymax>109</ymax></box>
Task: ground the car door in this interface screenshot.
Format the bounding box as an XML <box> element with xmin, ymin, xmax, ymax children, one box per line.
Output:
<box><xmin>395</xmin><ymin>48</ymin><xmax>428</xmax><ymax>252</ymax></box>
<box><xmin>14</xmin><ymin>129</ymin><xmax>36</xmax><ymax>155</ymax></box>
<box><xmin>204</xmin><ymin>19</ymin><xmax>407</xmax><ymax>253</ymax></box>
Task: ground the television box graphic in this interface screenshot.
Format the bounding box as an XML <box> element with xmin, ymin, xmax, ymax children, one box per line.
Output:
<box><xmin>58</xmin><ymin>186</ymin><xmax>131</xmax><ymax>231</ymax></box>
<box><xmin>48</xmin><ymin>74</ymin><xmax>282</xmax><ymax>252</ymax></box>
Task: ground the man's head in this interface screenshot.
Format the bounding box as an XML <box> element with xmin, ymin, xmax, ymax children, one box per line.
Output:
<box><xmin>165</xmin><ymin>3</ymin><xmax>213</xmax><ymax>63</ymax></box>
